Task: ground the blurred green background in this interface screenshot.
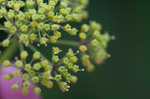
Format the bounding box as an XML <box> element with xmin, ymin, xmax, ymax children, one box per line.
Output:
<box><xmin>41</xmin><ymin>0</ymin><xmax>137</xmax><ymax>99</ymax></box>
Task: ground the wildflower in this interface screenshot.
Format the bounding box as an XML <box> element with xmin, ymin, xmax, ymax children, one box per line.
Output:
<box><xmin>0</xmin><ymin>0</ymin><xmax>113</xmax><ymax>95</ymax></box>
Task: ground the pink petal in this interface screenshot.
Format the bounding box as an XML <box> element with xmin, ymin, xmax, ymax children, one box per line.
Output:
<box><xmin>0</xmin><ymin>66</ymin><xmax>41</xmax><ymax>99</ymax></box>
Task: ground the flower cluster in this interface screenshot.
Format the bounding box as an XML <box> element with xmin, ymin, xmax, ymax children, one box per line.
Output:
<box><xmin>0</xmin><ymin>0</ymin><xmax>113</xmax><ymax>96</ymax></box>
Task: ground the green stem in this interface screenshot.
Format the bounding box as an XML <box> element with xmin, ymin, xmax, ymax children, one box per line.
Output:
<box><xmin>50</xmin><ymin>40</ymin><xmax>79</xmax><ymax>47</ymax></box>
<box><xmin>0</xmin><ymin>38</ymin><xmax>18</xmax><ymax>64</ymax></box>
<box><xmin>0</xmin><ymin>28</ymin><xmax>7</xmax><ymax>31</ymax></box>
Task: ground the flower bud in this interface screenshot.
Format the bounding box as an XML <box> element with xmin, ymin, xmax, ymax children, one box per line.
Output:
<box><xmin>11</xmin><ymin>83</ymin><xmax>19</xmax><ymax>90</ymax></box>
<box><xmin>33</xmin><ymin>63</ymin><xmax>41</xmax><ymax>71</ymax></box>
<box><xmin>33</xmin><ymin>51</ymin><xmax>40</xmax><ymax>60</ymax></box>
<box><xmin>24</xmin><ymin>64</ymin><xmax>31</xmax><ymax>72</ymax></box>
<box><xmin>15</xmin><ymin>60</ymin><xmax>23</xmax><ymax>68</ymax></box>
<box><xmin>70</xmin><ymin>76</ymin><xmax>78</xmax><ymax>83</ymax></box>
<box><xmin>21</xmin><ymin>50</ymin><xmax>28</xmax><ymax>60</ymax></box>
<box><xmin>32</xmin><ymin>76</ymin><xmax>39</xmax><ymax>83</ymax></box>
<box><xmin>79</xmin><ymin>45</ymin><xmax>87</xmax><ymax>52</ymax></box>
<box><xmin>2</xmin><ymin>60</ymin><xmax>11</xmax><ymax>67</ymax></box>
<box><xmin>22</xmin><ymin>88</ymin><xmax>28</xmax><ymax>95</ymax></box>
<box><xmin>79</xmin><ymin>32</ymin><xmax>87</xmax><ymax>40</ymax></box>
<box><xmin>23</xmin><ymin>73</ymin><xmax>29</xmax><ymax>80</ymax></box>
<box><xmin>52</xmin><ymin>55</ymin><xmax>59</xmax><ymax>63</ymax></box>
<box><xmin>2</xmin><ymin>39</ymin><xmax>10</xmax><ymax>47</ymax></box>
<box><xmin>33</xmin><ymin>87</ymin><xmax>41</xmax><ymax>96</ymax></box>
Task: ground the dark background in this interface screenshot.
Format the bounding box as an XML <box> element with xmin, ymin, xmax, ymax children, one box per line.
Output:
<box><xmin>41</xmin><ymin>0</ymin><xmax>138</xmax><ymax>99</ymax></box>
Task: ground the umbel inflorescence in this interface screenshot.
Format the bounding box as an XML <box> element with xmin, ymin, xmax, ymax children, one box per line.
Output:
<box><xmin>0</xmin><ymin>0</ymin><xmax>114</xmax><ymax>96</ymax></box>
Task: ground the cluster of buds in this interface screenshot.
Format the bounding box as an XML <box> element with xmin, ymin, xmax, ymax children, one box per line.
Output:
<box><xmin>0</xmin><ymin>0</ymin><xmax>113</xmax><ymax>96</ymax></box>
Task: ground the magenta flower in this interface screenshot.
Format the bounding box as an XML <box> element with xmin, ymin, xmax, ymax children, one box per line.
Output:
<box><xmin>0</xmin><ymin>66</ymin><xmax>41</xmax><ymax>99</ymax></box>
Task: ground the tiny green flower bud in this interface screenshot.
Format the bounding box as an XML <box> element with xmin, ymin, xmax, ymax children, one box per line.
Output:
<box><xmin>32</xmin><ymin>14</ymin><xmax>39</xmax><ymax>21</ymax></box>
<box><xmin>93</xmin><ymin>50</ymin><xmax>108</xmax><ymax>64</ymax></box>
<box><xmin>55</xmin><ymin>74</ymin><xmax>62</xmax><ymax>81</ymax></box>
<box><xmin>64</xmin><ymin>24</ymin><xmax>71</xmax><ymax>31</ymax></box>
<box><xmin>66</xmin><ymin>49</ymin><xmax>74</xmax><ymax>57</ymax></box>
<box><xmin>23</xmin><ymin>73</ymin><xmax>29</xmax><ymax>80</ymax></box>
<box><xmin>33</xmin><ymin>87</ymin><xmax>41</xmax><ymax>96</ymax></box>
<box><xmin>2</xmin><ymin>39</ymin><xmax>9</xmax><ymax>47</ymax></box>
<box><xmin>90</xmin><ymin>21</ymin><xmax>102</xmax><ymax>31</ymax></box>
<box><xmin>58</xmin><ymin>66</ymin><xmax>66</xmax><ymax>73</ymax></box>
<box><xmin>21</xmin><ymin>50</ymin><xmax>28</xmax><ymax>60</ymax></box>
<box><xmin>29</xmin><ymin>70</ymin><xmax>36</xmax><ymax>76</ymax></box>
<box><xmin>2</xmin><ymin>60</ymin><xmax>11</xmax><ymax>67</ymax></box>
<box><xmin>52</xmin><ymin>47</ymin><xmax>61</xmax><ymax>55</ymax></box>
<box><xmin>70</xmin><ymin>56</ymin><xmax>78</xmax><ymax>63</ymax></box>
<box><xmin>40</xmin><ymin>37</ymin><xmax>48</xmax><ymax>45</ymax></box>
<box><xmin>40</xmin><ymin>60</ymin><xmax>48</xmax><ymax>67</ymax></box>
<box><xmin>64</xmin><ymin>73</ymin><xmax>71</xmax><ymax>80</ymax></box>
<box><xmin>22</xmin><ymin>88</ymin><xmax>28</xmax><ymax>95</ymax></box>
<box><xmin>26</xmin><ymin>0</ymin><xmax>34</xmax><ymax>8</ymax></box>
<box><xmin>67</xmin><ymin>63</ymin><xmax>73</xmax><ymax>70</ymax></box>
<box><xmin>65</xmin><ymin>15</ymin><xmax>72</xmax><ymax>21</ymax></box>
<box><xmin>14</xmin><ymin>3</ymin><xmax>20</xmax><ymax>11</ymax></box>
<box><xmin>68</xmin><ymin>28</ymin><xmax>78</xmax><ymax>36</ymax></box>
<box><xmin>44</xmin><ymin>24</ymin><xmax>50</xmax><ymax>31</ymax></box>
<box><xmin>81</xmin><ymin>24</ymin><xmax>89</xmax><ymax>32</ymax></box>
<box><xmin>79</xmin><ymin>45</ymin><xmax>87</xmax><ymax>52</ymax></box>
<box><xmin>50</xmin><ymin>36</ymin><xmax>57</xmax><ymax>43</ymax></box>
<box><xmin>33</xmin><ymin>63</ymin><xmax>41</xmax><ymax>71</ymax></box>
<box><xmin>51</xmin><ymin>24</ymin><xmax>60</xmax><ymax>31</ymax></box>
<box><xmin>87</xmin><ymin>64</ymin><xmax>95</xmax><ymax>72</ymax></box>
<box><xmin>42</xmin><ymin>72</ymin><xmax>51</xmax><ymax>80</ymax></box>
<box><xmin>11</xmin><ymin>83</ymin><xmax>19</xmax><ymax>90</ymax></box>
<box><xmin>52</xmin><ymin>55</ymin><xmax>59</xmax><ymax>63</ymax></box>
<box><xmin>48</xmin><ymin>11</ymin><xmax>54</xmax><ymax>19</ymax></box>
<box><xmin>15</xmin><ymin>60</ymin><xmax>23</xmax><ymax>68</ymax></box>
<box><xmin>3</xmin><ymin>75</ymin><xmax>12</xmax><ymax>80</ymax></box>
<box><xmin>10</xmin><ymin>26</ymin><xmax>17</xmax><ymax>34</ymax></box>
<box><xmin>82</xmin><ymin>54</ymin><xmax>90</xmax><ymax>66</ymax></box>
<box><xmin>24</xmin><ymin>64</ymin><xmax>31</xmax><ymax>72</ymax></box>
<box><xmin>17</xmin><ymin>12</ymin><xmax>25</xmax><ymax>21</ymax></box>
<box><xmin>41</xmin><ymin>80</ymin><xmax>54</xmax><ymax>88</ymax></box>
<box><xmin>54</xmin><ymin>31</ymin><xmax>61</xmax><ymax>39</ymax></box>
<box><xmin>0</xmin><ymin>7</ymin><xmax>7</xmax><ymax>17</ymax></box>
<box><xmin>7</xmin><ymin>10</ymin><xmax>15</xmax><ymax>19</ymax></box>
<box><xmin>20</xmin><ymin>25</ymin><xmax>28</xmax><ymax>33</ymax></box>
<box><xmin>15</xmin><ymin>21</ymin><xmax>23</xmax><ymax>27</ymax></box>
<box><xmin>90</xmin><ymin>39</ymin><xmax>99</xmax><ymax>49</ymax></box>
<box><xmin>32</xmin><ymin>76</ymin><xmax>39</xmax><ymax>83</ymax></box>
<box><xmin>19</xmin><ymin>1</ymin><xmax>25</xmax><ymax>7</ymax></box>
<box><xmin>38</xmin><ymin>23</ymin><xmax>44</xmax><ymax>30</ymax></box>
<box><xmin>23</xmin><ymin>81</ymin><xmax>30</xmax><ymax>88</ymax></box>
<box><xmin>60</xmin><ymin>1</ymin><xmax>68</xmax><ymax>8</ymax></box>
<box><xmin>70</xmin><ymin>76</ymin><xmax>78</xmax><ymax>83</ymax></box>
<box><xmin>19</xmin><ymin>34</ymin><xmax>29</xmax><ymax>43</ymax></box>
<box><xmin>72</xmin><ymin>65</ymin><xmax>79</xmax><ymax>73</ymax></box>
<box><xmin>79</xmin><ymin>32</ymin><xmax>87</xmax><ymax>40</ymax></box>
<box><xmin>37</xmin><ymin>0</ymin><xmax>43</xmax><ymax>5</ymax></box>
<box><xmin>29</xmin><ymin>33</ymin><xmax>37</xmax><ymax>41</ymax></box>
<box><xmin>33</xmin><ymin>51</ymin><xmax>40</xmax><ymax>60</ymax></box>
<box><xmin>92</xmin><ymin>30</ymin><xmax>101</xmax><ymax>39</ymax></box>
<box><xmin>58</xmin><ymin>81</ymin><xmax>70</xmax><ymax>92</ymax></box>
<box><xmin>25</xmin><ymin>12</ymin><xmax>31</xmax><ymax>19</ymax></box>
<box><xmin>62</xmin><ymin>57</ymin><xmax>69</xmax><ymax>65</ymax></box>
<box><xmin>4</xmin><ymin>21</ymin><xmax>12</xmax><ymax>28</ymax></box>
<box><xmin>30</xmin><ymin>21</ymin><xmax>38</xmax><ymax>28</ymax></box>
<box><xmin>38</xmin><ymin>8</ymin><xmax>45</xmax><ymax>14</ymax></box>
